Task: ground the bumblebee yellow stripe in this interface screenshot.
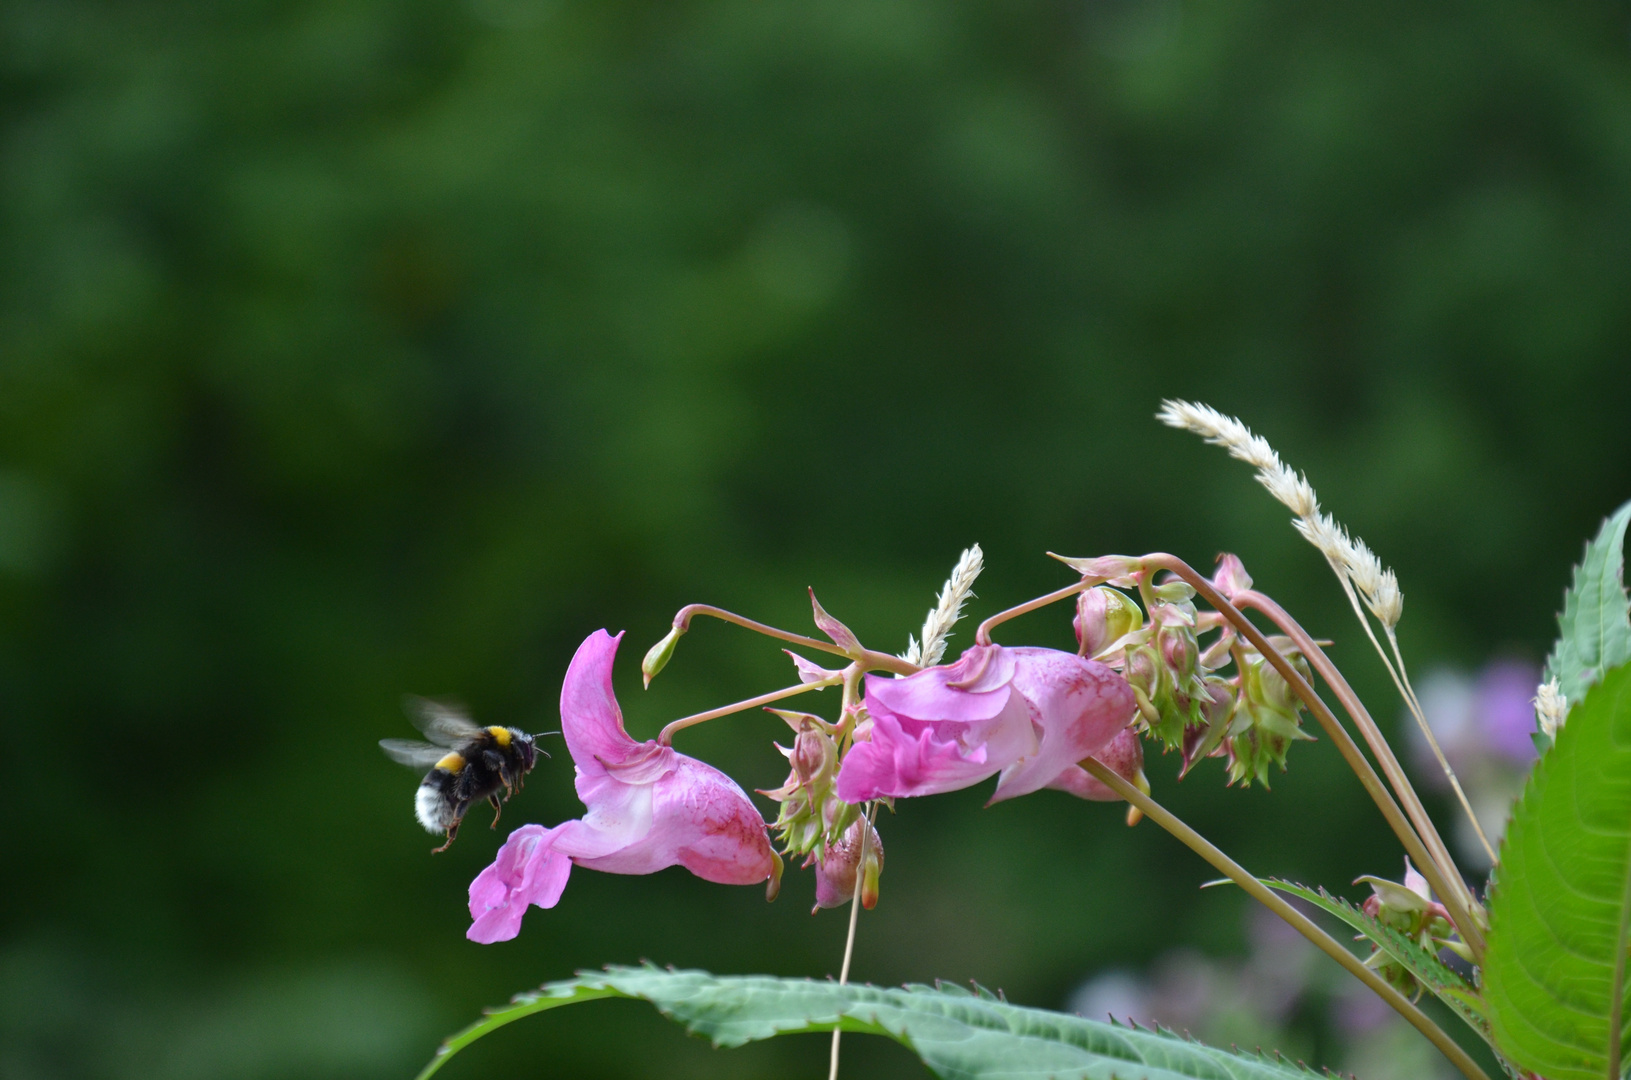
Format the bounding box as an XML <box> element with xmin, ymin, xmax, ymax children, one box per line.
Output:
<box><xmin>435</xmin><ymin>752</ymin><xmax>465</xmax><ymax>772</ymax></box>
<box><xmin>486</xmin><ymin>726</ymin><xmax>512</xmax><ymax>747</ymax></box>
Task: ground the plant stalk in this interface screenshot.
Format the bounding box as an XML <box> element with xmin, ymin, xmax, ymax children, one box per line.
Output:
<box><xmin>974</xmin><ymin>580</ymin><xmax>1093</xmax><ymax>645</ymax></box>
<box><xmin>1081</xmin><ymin>759</ymin><xmax>1491</xmax><ymax>1080</ymax></box>
<box><xmin>659</xmin><ymin>677</ymin><xmax>840</xmax><ymax>745</ymax></box>
<box><xmin>1142</xmin><ymin>555</ymin><xmax>1484</xmax><ymax>959</ymax></box>
<box><xmin>671</xmin><ymin>604</ymin><xmax>919</xmax><ymax>677</ymax></box>
<box><xmin>1232</xmin><ymin>585</ymin><xmax>1485</xmax><ymax>955</ymax></box>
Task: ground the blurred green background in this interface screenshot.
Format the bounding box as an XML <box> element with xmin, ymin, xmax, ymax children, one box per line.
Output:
<box><xmin>4</xmin><ymin>0</ymin><xmax>1631</xmax><ymax>1076</ymax></box>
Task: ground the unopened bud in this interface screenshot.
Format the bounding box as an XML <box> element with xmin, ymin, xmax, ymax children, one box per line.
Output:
<box><xmin>1125</xmin><ymin>644</ymin><xmax>1160</xmax><ymax>696</ymax></box>
<box><xmin>1211</xmin><ymin>553</ymin><xmax>1253</xmax><ymax>599</ymax></box>
<box><xmin>1151</xmin><ymin>580</ymin><xmax>1196</xmax><ymax>604</ymax></box>
<box><xmin>642</xmin><ymin>626</ymin><xmax>684</xmax><ymax>687</ymax></box>
<box><xmin>812</xmin><ymin>818</ymin><xmax>884</xmax><ymax>912</ymax></box>
<box><xmin>765</xmin><ymin>849</ymin><xmax>784</xmax><ymax>902</ymax></box>
<box><xmin>1074</xmin><ymin>587</ymin><xmax>1143</xmax><ymax>658</ymax></box>
<box><xmin>1048</xmin><ymin>553</ymin><xmax>1144</xmax><ymax>586</ymax></box>
<box><xmin>1158</xmin><ymin>624</ymin><xmax>1197</xmax><ymax>677</ymax></box>
<box><xmin>791</xmin><ymin>727</ymin><xmax>837</xmax><ymax>787</ymax></box>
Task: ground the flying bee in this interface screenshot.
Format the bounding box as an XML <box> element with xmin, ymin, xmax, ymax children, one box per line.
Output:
<box><xmin>380</xmin><ymin>697</ymin><xmax>545</xmax><ymax>853</ymax></box>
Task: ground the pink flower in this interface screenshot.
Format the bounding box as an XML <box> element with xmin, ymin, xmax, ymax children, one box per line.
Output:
<box><xmin>467</xmin><ymin>630</ymin><xmax>778</xmax><ymax>943</ymax></box>
<box><xmin>834</xmin><ymin>644</ymin><xmax>1137</xmax><ymax>805</ymax></box>
<box><xmin>1046</xmin><ymin>727</ymin><xmax>1146</xmax><ymax>801</ymax></box>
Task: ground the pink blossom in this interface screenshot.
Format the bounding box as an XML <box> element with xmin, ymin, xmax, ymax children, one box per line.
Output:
<box><xmin>834</xmin><ymin>644</ymin><xmax>1137</xmax><ymax>805</ymax></box>
<box><xmin>1047</xmin><ymin>727</ymin><xmax>1146</xmax><ymax>801</ymax></box>
<box><xmin>467</xmin><ymin>630</ymin><xmax>777</xmax><ymax>943</ymax></box>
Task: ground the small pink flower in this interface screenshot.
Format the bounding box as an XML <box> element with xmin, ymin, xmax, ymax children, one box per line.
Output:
<box><xmin>467</xmin><ymin>630</ymin><xmax>777</xmax><ymax>943</ymax></box>
<box><xmin>834</xmin><ymin>644</ymin><xmax>1137</xmax><ymax>805</ymax></box>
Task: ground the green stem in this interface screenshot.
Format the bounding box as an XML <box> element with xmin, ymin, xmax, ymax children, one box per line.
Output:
<box><xmin>1232</xmin><ymin>586</ymin><xmax>1485</xmax><ymax>958</ymax></box>
<box><xmin>1141</xmin><ymin>555</ymin><xmax>1484</xmax><ymax>961</ymax></box>
<box><xmin>974</xmin><ymin>580</ymin><xmax>1093</xmax><ymax>645</ymax></box>
<box><xmin>1080</xmin><ymin>759</ymin><xmax>1491</xmax><ymax>1080</ymax></box>
<box><xmin>659</xmin><ymin>677</ymin><xmax>841</xmax><ymax>745</ymax></box>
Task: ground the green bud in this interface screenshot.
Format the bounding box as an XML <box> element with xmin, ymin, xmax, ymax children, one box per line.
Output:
<box><xmin>1074</xmin><ymin>586</ymin><xmax>1144</xmax><ymax>657</ymax></box>
<box><xmin>641</xmin><ymin>626</ymin><xmax>685</xmax><ymax>688</ymax></box>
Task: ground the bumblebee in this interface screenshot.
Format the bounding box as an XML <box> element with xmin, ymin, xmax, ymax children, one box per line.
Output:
<box><xmin>380</xmin><ymin>697</ymin><xmax>544</xmax><ymax>853</ymax></box>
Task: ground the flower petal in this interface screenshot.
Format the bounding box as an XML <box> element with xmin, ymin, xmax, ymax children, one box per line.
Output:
<box><xmin>573</xmin><ymin>757</ymin><xmax>775</xmax><ymax>885</ymax></box>
<box><xmin>989</xmin><ymin>648</ymin><xmax>1137</xmax><ymax>803</ymax></box>
<box><xmin>865</xmin><ymin>645</ymin><xmax>1016</xmax><ymax>722</ymax></box>
<box><xmin>1047</xmin><ymin>727</ymin><xmax>1144</xmax><ymax>802</ymax></box>
<box><xmin>834</xmin><ymin>701</ymin><xmax>1033</xmax><ymax>801</ymax></box>
<box><xmin>560</xmin><ymin>629</ymin><xmax>642</xmax><ymax>771</ymax></box>
<box><xmin>467</xmin><ymin>824</ymin><xmax>573</xmax><ymax>943</ymax></box>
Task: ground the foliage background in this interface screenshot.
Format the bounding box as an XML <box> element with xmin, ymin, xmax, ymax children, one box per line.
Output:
<box><xmin>3</xmin><ymin>0</ymin><xmax>1630</xmax><ymax>1076</ymax></box>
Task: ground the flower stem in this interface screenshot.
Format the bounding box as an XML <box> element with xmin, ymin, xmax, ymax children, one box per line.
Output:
<box><xmin>1231</xmin><ymin>585</ymin><xmax>1486</xmax><ymax>956</ymax></box>
<box><xmin>1080</xmin><ymin>758</ymin><xmax>1491</xmax><ymax>1080</ymax></box>
<box><xmin>668</xmin><ymin>604</ymin><xmax>921</xmax><ymax>677</ymax></box>
<box><xmin>1141</xmin><ymin>555</ymin><xmax>1484</xmax><ymax>960</ymax></box>
<box><xmin>974</xmin><ymin>580</ymin><xmax>1093</xmax><ymax>645</ymax></box>
<box><xmin>658</xmin><ymin>677</ymin><xmax>841</xmax><ymax>745</ymax></box>
<box><xmin>830</xmin><ymin>669</ymin><xmax>875</xmax><ymax>1080</ymax></box>
<box><xmin>672</xmin><ymin>604</ymin><xmax>852</xmax><ymax>658</ymax></box>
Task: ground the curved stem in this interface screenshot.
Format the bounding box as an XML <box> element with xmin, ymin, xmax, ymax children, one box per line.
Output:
<box><xmin>673</xmin><ymin>604</ymin><xmax>851</xmax><ymax>658</ymax></box>
<box><xmin>1081</xmin><ymin>759</ymin><xmax>1491</xmax><ymax>1080</ymax></box>
<box><xmin>659</xmin><ymin>677</ymin><xmax>840</xmax><ymax>745</ymax></box>
<box><xmin>1233</xmin><ymin>586</ymin><xmax>1485</xmax><ymax>955</ymax></box>
<box><xmin>1141</xmin><ymin>555</ymin><xmax>1484</xmax><ymax>960</ymax></box>
<box><xmin>671</xmin><ymin>604</ymin><xmax>921</xmax><ymax>678</ymax></box>
<box><xmin>975</xmin><ymin>580</ymin><xmax>1093</xmax><ymax>645</ymax></box>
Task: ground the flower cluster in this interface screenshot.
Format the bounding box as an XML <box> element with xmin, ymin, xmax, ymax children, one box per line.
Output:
<box><xmin>1064</xmin><ymin>553</ymin><xmax>1314</xmax><ymax>787</ymax></box>
<box><xmin>461</xmin><ymin>548</ymin><xmax>1319</xmax><ymax>943</ymax></box>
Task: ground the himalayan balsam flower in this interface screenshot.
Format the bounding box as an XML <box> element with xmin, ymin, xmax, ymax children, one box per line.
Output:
<box><xmin>467</xmin><ymin>630</ymin><xmax>778</xmax><ymax>943</ymax></box>
<box><xmin>835</xmin><ymin>644</ymin><xmax>1137</xmax><ymax>804</ymax></box>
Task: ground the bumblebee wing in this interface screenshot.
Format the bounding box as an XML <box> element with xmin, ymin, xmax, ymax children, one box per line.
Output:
<box><xmin>402</xmin><ymin>695</ymin><xmax>482</xmax><ymax>747</ymax></box>
<box><xmin>379</xmin><ymin>739</ymin><xmax>451</xmax><ymax>770</ymax></box>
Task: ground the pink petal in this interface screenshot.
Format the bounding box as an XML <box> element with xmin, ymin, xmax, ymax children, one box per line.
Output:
<box><xmin>560</xmin><ymin>630</ymin><xmax>642</xmax><ymax>771</ymax></box>
<box><xmin>865</xmin><ymin>645</ymin><xmax>1016</xmax><ymax>722</ymax></box>
<box><xmin>989</xmin><ymin>648</ymin><xmax>1137</xmax><ymax>803</ymax></box>
<box><xmin>467</xmin><ymin>824</ymin><xmax>573</xmax><ymax>943</ymax></box>
<box><xmin>834</xmin><ymin>704</ymin><xmax>1029</xmax><ymax>801</ymax></box>
<box><xmin>808</xmin><ymin>589</ymin><xmax>861</xmax><ymax>652</ymax></box>
<box><xmin>573</xmin><ymin>757</ymin><xmax>775</xmax><ymax>885</ymax></box>
<box><xmin>785</xmin><ymin>650</ymin><xmax>842</xmax><ymax>685</ymax></box>
<box><xmin>1047</xmin><ymin>727</ymin><xmax>1144</xmax><ymax>802</ymax></box>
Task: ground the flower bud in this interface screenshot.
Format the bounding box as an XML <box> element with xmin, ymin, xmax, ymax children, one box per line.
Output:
<box><xmin>641</xmin><ymin>626</ymin><xmax>684</xmax><ymax>688</ymax></box>
<box><xmin>1151</xmin><ymin>580</ymin><xmax>1197</xmax><ymax>605</ymax></box>
<box><xmin>1225</xmin><ymin>646</ymin><xmax>1314</xmax><ymax>787</ymax></box>
<box><xmin>1048</xmin><ymin>553</ymin><xmax>1144</xmax><ymax>586</ymax></box>
<box><xmin>1158</xmin><ymin>623</ymin><xmax>1197</xmax><ymax>676</ymax></box>
<box><xmin>813</xmin><ymin>818</ymin><xmax>884</xmax><ymax>912</ymax></box>
<box><xmin>1074</xmin><ymin>586</ymin><xmax>1143</xmax><ymax>658</ymax></box>
<box><xmin>765</xmin><ymin>850</ymin><xmax>784</xmax><ymax>902</ymax></box>
<box><xmin>1211</xmin><ymin>553</ymin><xmax>1253</xmax><ymax>599</ymax></box>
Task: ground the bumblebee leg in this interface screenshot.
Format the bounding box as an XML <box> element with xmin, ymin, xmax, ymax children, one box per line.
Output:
<box><xmin>432</xmin><ymin>820</ymin><xmax>461</xmax><ymax>854</ymax></box>
<box><xmin>488</xmin><ymin>793</ymin><xmax>503</xmax><ymax>828</ymax></box>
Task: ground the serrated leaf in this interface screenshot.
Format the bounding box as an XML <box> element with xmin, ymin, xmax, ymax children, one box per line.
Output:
<box><xmin>1483</xmin><ymin>662</ymin><xmax>1631</xmax><ymax>1080</ymax></box>
<box><xmin>1544</xmin><ymin>500</ymin><xmax>1631</xmax><ymax>707</ymax></box>
<box><xmin>417</xmin><ymin>965</ymin><xmax>1330</xmax><ymax>1080</ymax></box>
<box><xmin>1263</xmin><ymin>880</ymin><xmax>1492</xmax><ymax>1047</ymax></box>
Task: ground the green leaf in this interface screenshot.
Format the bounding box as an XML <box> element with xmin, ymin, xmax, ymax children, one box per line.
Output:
<box><xmin>1483</xmin><ymin>662</ymin><xmax>1631</xmax><ymax>1080</ymax></box>
<box><xmin>417</xmin><ymin>965</ymin><xmax>1327</xmax><ymax>1080</ymax></box>
<box><xmin>1262</xmin><ymin>880</ymin><xmax>1492</xmax><ymax>1047</ymax></box>
<box><xmin>1544</xmin><ymin>500</ymin><xmax>1631</xmax><ymax>707</ymax></box>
